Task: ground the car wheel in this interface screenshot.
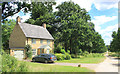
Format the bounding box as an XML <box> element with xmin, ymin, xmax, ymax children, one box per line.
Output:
<box><xmin>45</xmin><ymin>60</ymin><xmax>48</xmax><ymax>63</ymax></box>
<box><xmin>32</xmin><ymin>58</ymin><xmax>36</xmax><ymax>62</ymax></box>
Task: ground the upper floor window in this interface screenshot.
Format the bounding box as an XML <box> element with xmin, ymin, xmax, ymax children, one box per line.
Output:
<box><xmin>47</xmin><ymin>40</ymin><xmax>50</xmax><ymax>44</ymax></box>
<box><xmin>32</xmin><ymin>39</ymin><xmax>36</xmax><ymax>44</ymax></box>
<box><xmin>40</xmin><ymin>39</ymin><xmax>43</xmax><ymax>44</ymax></box>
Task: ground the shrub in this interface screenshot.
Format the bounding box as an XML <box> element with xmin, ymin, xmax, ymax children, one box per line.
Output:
<box><xmin>65</xmin><ymin>53</ymin><xmax>71</xmax><ymax>60</ymax></box>
<box><xmin>67</xmin><ymin>50</ymin><xmax>70</xmax><ymax>54</ymax></box>
<box><xmin>84</xmin><ymin>53</ymin><xmax>104</xmax><ymax>58</ymax></box>
<box><xmin>82</xmin><ymin>51</ymin><xmax>89</xmax><ymax>57</ymax></box>
<box><xmin>24</xmin><ymin>44</ymin><xmax>32</xmax><ymax>58</ymax></box>
<box><xmin>55</xmin><ymin>53</ymin><xmax>65</xmax><ymax>61</ymax></box>
<box><xmin>61</xmin><ymin>49</ymin><xmax>66</xmax><ymax>54</ymax></box>
<box><xmin>17</xmin><ymin>62</ymin><xmax>28</xmax><ymax>72</ymax></box>
<box><xmin>1</xmin><ymin>50</ymin><xmax>28</xmax><ymax>72</ymax></box>
<box><xmin>71</xmin><ymin>54</ymin><xmax>76</xmax><ymax>58</ymax></box>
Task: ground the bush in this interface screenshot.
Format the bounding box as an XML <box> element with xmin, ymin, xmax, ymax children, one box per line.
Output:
<box><xmin>17</xmin><ymin>62</ymin><xmax>28</xmax><ymax>72</ymax></box>
<box><xmin>61</xmin><ymin>49</ymin><xmax>66</xmax><ymax>54</ymax></box>
<box><xmin>65</xmin><ymin>53</ymin><xmax>71</xmax><ymax>60</ymax></box>
<box><xmin>71</xmin><ymin>54</ymin><xmax>76</xmax><ymax>58</ymax></box>
<box><xmin>82</xmin><ymin>51</ymin><xmax>89</xmax><ymax>57</ymax></box>
<box><xmin>55</xmin><ymin>53</ymin><xmax>65</xmax><ymax>61</ymax></box>
<box><xmin>24</xmin><ymin>44</ymin><xmax>32</xmax><ymax>58</ymax></box>
<box><xmin>1</xmin><ymin>50</ymin><xmax>28</xmax><ymax>72</ymax></box>
<box><xmin>84</xmin><ymin>53</ymin><xmax>104</xmax><ymax>58</ymax></box>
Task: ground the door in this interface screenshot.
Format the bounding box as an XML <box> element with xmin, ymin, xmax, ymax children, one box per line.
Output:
<box><xmin>14</xmin><ymin>50</ymin><xmax>24</xmax><ymax>59</ymax></box>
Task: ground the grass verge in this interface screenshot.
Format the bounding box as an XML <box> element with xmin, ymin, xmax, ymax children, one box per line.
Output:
<box><xmin>56</xmin><ymin>57</ymin><xmax>105</xmax><ymax>64</ymax></box>
<box><xmin>23</xmin><ymin>61</ymin><xmax>94</xmax><ymax>72</ymax></box>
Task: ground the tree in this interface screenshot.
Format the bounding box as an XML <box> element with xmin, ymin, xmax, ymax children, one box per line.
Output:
<box><xmin>24</xmin><ymin>44</ymin><xmax>32</xmax><ymax>59</ymax></box>
<box><xmin>110</xmin><ymin>28</ymin><xmax>120</xmax><ymax>52</ymax></box>
<box><xmin>2</xmin><ymin>2</ymin><xmax>31</xmax><ymax>20</ymax></box>
<box><xmin>2</xmin><ymin>20</ymin><xmax>15</xmax><ymax>51</ymax></box>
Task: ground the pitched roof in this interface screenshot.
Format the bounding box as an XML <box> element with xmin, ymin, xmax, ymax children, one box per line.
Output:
<box><xmin>19</xmin><ymin>23</ymin><xmax>54</xmax><ymax>40</ymax></box>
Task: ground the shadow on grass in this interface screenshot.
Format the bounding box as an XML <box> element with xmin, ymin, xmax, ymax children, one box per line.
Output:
<box><xmin>31</xmin><ymin>61</ymin><xmax>55</xmax><ymax>64</ymax></box>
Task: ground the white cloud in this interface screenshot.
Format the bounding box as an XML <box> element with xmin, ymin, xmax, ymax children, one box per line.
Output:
<box><xmin>53</xmin><ymin>0</ymin><xmax>119</xmax><ymax>12</ymax></box>
<box><xmin>93</xmin><ymin>0</ymin><xmax>118</xmax><ymax>10</ymax></box>
<box><xmin>53</xmin><ymin>0</ymin><xmax>94</xmax><ymax>12</ymax></box>
<box><xmin>92</xmin><ymin>15</ymin><xmax>117</xmax><ymax>26</ymax></box>
<box><xmin>7</xmin><ymin>11</ymin><xmax>31</xmax><ymax>22</ymax></box>
<box><xmin>91</xmin><ymin>15</ymin><xmax>118</xmax><ymax>45</ymax></box>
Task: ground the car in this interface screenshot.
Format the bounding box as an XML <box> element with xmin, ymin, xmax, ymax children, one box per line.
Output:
<box><xmin>32</xmin><ymin>53</ymin><xmax>57</xmax><ymax>63</ymax></box>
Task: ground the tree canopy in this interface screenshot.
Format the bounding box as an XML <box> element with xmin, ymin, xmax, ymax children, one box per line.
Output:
<box><xmin>110</xmin><ymin>28</ymin><xmax>120</xmax><ymax>52</ymax></box>
<box><xmin>26</xmin><ymin>1</ymin><xmax>107</xmax><ymax>54</ymax></box>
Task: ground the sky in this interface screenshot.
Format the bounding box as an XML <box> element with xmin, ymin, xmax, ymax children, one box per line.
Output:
<box><xmin>7</xmin><ymin>0</ymin><xmax>119</xmax><ymax>45</ymax></box>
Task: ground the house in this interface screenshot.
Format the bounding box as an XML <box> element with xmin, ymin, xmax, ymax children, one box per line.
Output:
<box><xmin>9</xmin><ymin>16</ymin><xmax>54</xmax><ymax>59</ymax></box>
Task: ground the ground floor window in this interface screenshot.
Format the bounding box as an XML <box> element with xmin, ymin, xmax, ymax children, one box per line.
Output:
<box><xmin>46</xmin><ymin>49</ymin><xmax>49</xmax><ymax>54</ymax></box>
<box><xmin>32</xmin><ymin>49</ymin><xmax>36</xmax><ymax>55</ymax></box>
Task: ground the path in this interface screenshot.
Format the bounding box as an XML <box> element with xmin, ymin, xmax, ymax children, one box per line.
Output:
<box><xmin>95</xmin><ymin>53</ymin><xmax>119</xmax><ymax>72</ymax></box>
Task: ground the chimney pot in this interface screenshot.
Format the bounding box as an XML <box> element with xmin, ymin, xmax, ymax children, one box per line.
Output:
<box><xmin>43</xmin><ymin>23</ymin><xmax>46</xmax><ymax>29</ymax></box>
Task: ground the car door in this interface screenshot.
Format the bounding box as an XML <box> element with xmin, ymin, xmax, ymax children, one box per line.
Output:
<box><xmin>40</xmin><ymin>54</ymin><xmax>46</xmax><ymax>62</ymax></box>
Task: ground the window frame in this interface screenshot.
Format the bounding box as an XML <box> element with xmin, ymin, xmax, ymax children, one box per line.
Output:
<box><xmin>32</xmin><ymin>39</ymin><xmax>36</xmax><ymax>44</ymax></box>
<box><xmin>40</xmin><ymin>39</ymin><xmax>43</xmax><ymax>44</ymax></box>
<box><xmin>32</xmin><ymin>49</ymin><xmax>36</xmax><ymax>55</ymax></box>
<box><xmin>47</xmin><ymin>40</ymin><xmax>50</xmax><ymax>44</ymax></box>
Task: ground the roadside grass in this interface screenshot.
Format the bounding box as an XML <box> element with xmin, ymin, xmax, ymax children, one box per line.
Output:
<box><xmin>23</xmin><ymin>61</ymin><xmax>94</xmax><ymax>72</ymax></box>
<box><xmin>108</xmin><ymin>52</ymin><xmax>120</xmax><ymax>58</ymax></box>
<box><xmin>56</xmin><ymin>57</ymin><xmax>105</xmax><ymax>64</ymax></box>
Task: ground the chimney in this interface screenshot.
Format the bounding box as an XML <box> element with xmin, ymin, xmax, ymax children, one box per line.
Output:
<box><xmin>16</xmin><ymin>16</ymin><xmax>21</xmax><ymax>24</ymax></box>
<box><xmin>43</xmin><ymin>23</ymin><xmax>46</xmax><ymax>29</ymax></box>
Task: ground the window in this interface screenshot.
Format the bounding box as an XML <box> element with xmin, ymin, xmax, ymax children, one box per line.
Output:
<box><xmin>32</xmin><ymin>49</ymin><xmax>36</xmax><ymax>55</ymax></box>
<box><xmin>46</xmin><ymin>49</ymin><xmax>49</xmax><ymax>54</ymax></box>
<box><xmin>32</xmin><ymin>39</ymin><xmax>36</xmax><ymax>44</ymax></box>
<box><xmin>47</xmin><ymin>40</ymin><xmax>50</xmax><ymax>44</ymax></box>
<box><xmin>40</xmin><ymin>40</ymin><xmax>43</xmax><ymax>44</ymax></box>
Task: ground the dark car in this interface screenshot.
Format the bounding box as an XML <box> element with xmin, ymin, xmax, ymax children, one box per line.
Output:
<box><xmin>32</xmin><ymin>53</ymin><xmax>57</xmax><ymax>63</ymax></box>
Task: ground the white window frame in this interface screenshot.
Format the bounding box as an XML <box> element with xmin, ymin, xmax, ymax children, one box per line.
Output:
<box><xmin>47</xmin><ymin>40</ymin><xmax>50</xmax><ymax>44</ymax></box>
<box><xmin>40</xmin><ymin>39</ymin><xmax>43</xmax><ymax>44</ymax></box>
<box><xmin>32</xmin><ymin>39</ymin><xmax>36</xmax><ymax>44</ymax></box>
<box><xmin>32</xmin><ymin>49</ymin><xmax>36</xmax><ymax>55</ymax></box>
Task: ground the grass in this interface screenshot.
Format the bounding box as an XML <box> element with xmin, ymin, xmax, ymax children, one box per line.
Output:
<box><xmin>56</xmin><ymin>57</ymin><xmax>105</xmax><ymax>64</ymax></box>
<box><xmin>108</xmin><ymin>52</ymin><xmax>120</xmax><ymax>58</ymax></box>
<box><xmin>23</xmin><ymin>61</ymin><xmax>94</xmax><ymax>72</ymax></box>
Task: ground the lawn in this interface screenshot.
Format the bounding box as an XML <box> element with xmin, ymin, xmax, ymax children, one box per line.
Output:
<box><xmin>56</xmin><ymin>57</ymin><xmax>105</xmax><ymax>64</ymax></box>
<box><xmin>25</xmin><ymin>61</ymin><xmax>94</xmax><ymax>72</ymax></box>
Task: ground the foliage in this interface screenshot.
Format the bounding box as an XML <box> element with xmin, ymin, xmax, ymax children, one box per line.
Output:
<box><xmin>82</xmin><ymin>51</ymin><xmax>89</xmax><ymax>57</ymax></box>
<box><xmin>110</xmin><ymin>28</ymin><xmax>120</xmax><ymax>52</ymax></box>
<box><xmin>65</xmin><ymin>53</ymin><xmax>71</xmax><ymax>60</ymax></box>
<box><xmin>55</xmin><ymin>52</ymin><xmax>71</xmax><ymax>60</ymax></box>
<box><xmin>71</xmin><ymin>54</ymin><xmax>77</xmax><ymax>58</ymax></box>
<box><xmin>24</xmin><ymin>44</ymin><xmax>32</xmax><ymax>58</ymax></box>
<box><xmin>1</xmin><ymin>50</ymin><xmax>28</xmax><ymax>72</ymax></box>
<box><xmin>108</xmin><ymin>52</ymin><xmax>120</xmax><ymax>57</ymax></box>
<box><xmin>17</xmin><ymin>62</ymin><xmax>28</xmax><ymax>72</ymax></box>
<box><xmin>61</xmin><ymin>49</ymin><xmax>66</xmax><ymax>54</ymax></box>
<box><xmin>55</xmin><ymin>53</ymin><xmax>66</xmax><ymax>60</ymax></box>
<box><xmin>2</xmin><ymin>2</ymin><xmax>31</xmax><ymax>21</ymax></box>
<box><xmin>84</xmin><ymin>53</ymin><xmax>104</xmax><ymax>58</ymax></box>
<box><xmin>2</xmin><ymin>20</ymin><xmax>15</xmax><ymax>50</ymax></box>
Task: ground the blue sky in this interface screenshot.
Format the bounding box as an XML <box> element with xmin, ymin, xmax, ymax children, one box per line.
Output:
<box><xmin>7</xmin><ymin>0</ymin><xmax>119</xmax><ymax>45</ymax></box>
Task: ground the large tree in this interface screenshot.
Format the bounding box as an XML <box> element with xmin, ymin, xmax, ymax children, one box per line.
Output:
<box><xmin>110</xmin><ymin>28</ymin><xmax>120</xmax><ymax>52</ymax></box>
<box><xmin>2</xmin><ymin>20</ymin><xmax>15</xmax><ymax>51</ymax></box>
